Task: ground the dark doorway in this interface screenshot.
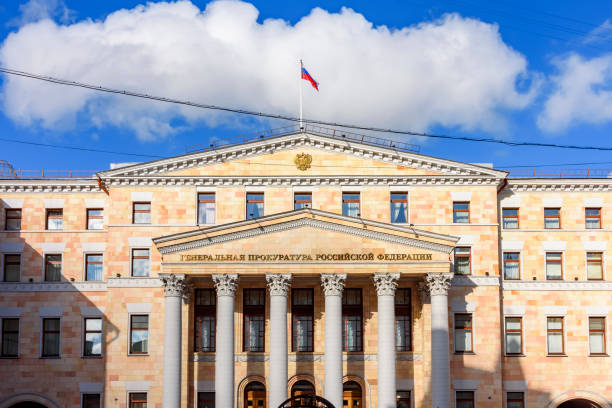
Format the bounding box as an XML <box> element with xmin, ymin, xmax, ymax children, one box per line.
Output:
<box><xmin>342</xmin><ymin>381</ymin><xmax>362</xmax><ymax>408</ymax></box>
<box><xmin>558</xmin><ymin>399</ymin><xmax>602</xmax><ymax>408</ymax></box>
<box><xmin>245</xmin><ymin>381</ymin><xmax>266</xmax><ymax>408</ymax></box>
<box><xmin>9</xmin><ymin>403</ymin><xmax>48</xmax><ymax>408</ymax></box>
<box><xmin>291</xmin><ymin>380</ymin><xmax>316</xmax><ymax>398</ymax></box>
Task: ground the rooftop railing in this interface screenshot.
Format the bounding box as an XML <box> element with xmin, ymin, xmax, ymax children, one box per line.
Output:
<box><xmin>506</xmin><ymin>168</ymin><xmax>612</xmax><ymax>178</ymax></box>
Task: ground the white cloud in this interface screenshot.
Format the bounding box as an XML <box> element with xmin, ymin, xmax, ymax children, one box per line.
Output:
<box><xmin>537</xmin><ymin>53</ymin><xmax>612</xmax><ymax>133</ymax></box>
<box><xmin>10</xmin><ymin>0</ymin><xmax>74</xmax><ymax>26</ymax></box>
<box><xmin>584</xmin><ymin>19</ymin><xmax>612</xmax><ymax>44</ymax></box>
<box><xmin>0</xmin><ymin>0</ymin><xmax>536</xmax><ymax>140</ymax></box>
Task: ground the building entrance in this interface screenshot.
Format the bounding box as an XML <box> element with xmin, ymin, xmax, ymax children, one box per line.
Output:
<box><xmin>9</xmin><ymin>403</ymin><xmax>48</xmax><ymax>408</ymax></box>
<box><xmin>558</xmin><ymin>399</ymin><xmax>602</xmax><ymax>408</ymax></box>
<box><xmin>342</xmin><ymin>381</ymin><xmax>362</xmax><ymax>407</ymax></box>
<box><xmin>245</xmin><ymin>381</ymin><xmax>266</xmax><ymax>408</ymax></box>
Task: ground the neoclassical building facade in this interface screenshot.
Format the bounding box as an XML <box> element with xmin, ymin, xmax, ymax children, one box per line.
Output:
<box><xmin>0</xmin><ymin>128</ymin><xmax>611</xmax><ymax>408</ymax></box>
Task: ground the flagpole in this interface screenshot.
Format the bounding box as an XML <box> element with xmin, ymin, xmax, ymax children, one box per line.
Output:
<box><xmin>299</xmin><ymin>59</ymin><xmax>303</xmax><ymax>131</ymax></box>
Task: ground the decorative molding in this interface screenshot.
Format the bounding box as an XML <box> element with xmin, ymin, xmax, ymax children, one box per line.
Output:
<box><xmin>41</xmin><ymin>242</ymin><xmax>65</xmax><ymax>252</ymax></box>
<box><xmin>542</xmin><ymin>197</ymin><xmax>563</xmax><ymax>207</ymax></box>
<box><xmin>425</xmin><ymin>273</ymin><xmax>453</xmax><ymax>296</ymax></box>
<box><xmin>585</xmin><ymin>306</ymin><xmax>610</xmax><ymax>316</ymax></box>
<box><xmin>39</xmin><ymin>306</ymin><xmax>63</xmax><ymax>317</ymax></box>
<box><xmin>452</xmin><ymin>379</ymin><xmax>479</xmax><ymax>390</ymax></box>
<box><xmin>84</xmin><ymin>199</ymin><xmax>105</xmax><ymax>208</ymax></box>
<box><xmin>343</xmin><ymin>354</ymin><xmax>377</xmax><ymax>362</ymax></box>
<box><xmin>160</xmin><ymin>274</ymin><xmax>191</xmax><ymax>301</ymax></box>
<box><xmin>584</xmin><ymin>197</ymin><xmax>604</xmax><ymax>207</ymax></box>
<box><xmin>1</xmin><ymin>198</ymin><xmax>23</xmax><ymax>208</ymax></box>
<box><xmin>0</xmin><ymin>242</ymin><xmax>25</xmax><ymax>253</ymax></box>
<box><xmin>583</xmin><ymin>241</ymin><xmax>606</xmax><ymax>251</ymax></box>
<box><xmin>131</xmin><ymin>191</ymin><xmax>152</xmax><ymax>201</ymax></box>
<box><xmin>0</xmin><ymin>307</ymin><xmax>23</xmax><ymax>317</ymax></box>
<box><xmin>451</xmin><ymin>191</ymin><xmax>472</xmax><ymax>201</ymax></box>
<box><xmin>126</xmin><ymin>303</ymin><xmax>152</xmax><ymax>314</ymax></box>
<box><xmin>503</xmin><ymin>380</ymin><xmax>528</xmax><ymax>392</ymax></box>
<box><xmin>502</xmin><ymin>280</ymin><xmax>612</xmax><ymax>291</ymax></box>
<box><xmin>372</xmin><ymin>273</ymin><xmax>400</xmax><ymax>296</ymax></box>
<box><xmin>44</xmin><ymin>199</ymin><xmax>64</xmax><ymax>208</ymax></box>
<box><xmin>107</xmin><ymin>277</ymin><xmax>161</xmax><ymax>288</ymax></box>
<box><xmin>80</xmin><ymin>306</ymin><xmax>105</xmax><ymax>317</ymax></box>
<box><xmin>500</xmin><ymin>195</ymin><xmax>521</xmax><ymax>207</ymax></box>
<box><xmin>236</xmin><ymin>354</ymin><xmax>267</xmax><ymax>362</ymax></box>
<box><xmin>194</xmin><ymin>380</ymin><xmax>215</xmax><ymax>392</ymax></box>
<box><xmin>396</xmin><ymin>353</ymin><xmax>422</xmax><ymax>361</ymax></box>
<box><xmin>456</xmin><ymin>235</ymin><xmax>475</xmax><ymax>246</ymax></box>
<box><xmin>501</xmin><ymin>240</ymin><xmax>524</xmax><ymax>251</ymax></box>
<box><xmin>79</xmin><ymin>382</ymin><xmax>104</xmax><ymax>393</ymax></box>
<box><xmin>416</xmin><ymin>282</ymin><xmax>429</xmax><ymax>303</ymax></box>
<box><xmin>451</xmin><ymin>275</ymin><xmax>500</xmax><ymax>287</ymax></box>
<box><xmin>265</xmin><ymin>274</ymin><xmax>292</xmax><ymax>296</ymax></box>
<box><xmin>505</xmin><ymin>180</ymin><xmax>612</xmax><ymax>192</ymax></box>
<box><xmin>321</xmin><ymin>273</ymin><xmax>347</xmax><ymax>296</ymax></box>
<box><xmin>191</xmin><ymin>355</ymin><xmax>216</xmax><ymax>362</ymax></box>
<box><xmin>0</xmin><ymin>180</ymin><xmax>105</xmax><ymax>193</ymax></box>
<box><xmin>543</xmin><ymin>305</ymin><xmax>568</xmax><ymax>316</ymax></box>
<box><xmin>503</xmin><ymin>305</ymin><xmax>526</xmax><ymax>316</ymax></box>
<box><xmin>542</xmin><ymin>241</ymin><xmax>567</xmax><ymax>251</ymax></box>
<box><xmin>450</xmin><ymin>300</ymin><xmax>477</xmax><ymax>313</ymax></box>
<box><xmin>128</xmin><ymin>237</ymin><xmax>153</xmax><ymax>247</ymax></box>
<box><xmin>289</xmin><ymin>354</ymin><xmax>323</xmax><ymax>362</ymax></box>
<box><xmin>212</xmin><ymin>274</ymin><xmax>239</xmax><ymax>297</ymax></box>
<box><xmin>81</xmin><ymin>242</ymin><xmax>107</xmax><ymax>252</ymax></box>
<box><xmin>122</xmin><ymin>381</ymin><xmax>151</xmax><ymax>392</ymax></box>
<box><xmin>0</xmin><ymin>282</ymin><xmax>107</xmax><ymax>292</ymax></box>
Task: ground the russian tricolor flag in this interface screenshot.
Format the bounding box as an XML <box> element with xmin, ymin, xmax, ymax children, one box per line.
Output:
<box><xmin>301</xmin><ymin>66</ymin><xmax>319</xmax><ymax>91</ymax></box>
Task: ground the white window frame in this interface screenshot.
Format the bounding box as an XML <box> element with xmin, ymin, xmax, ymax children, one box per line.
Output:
<box><xmin>545</xmin><ymin>315</ymin><xmax>566</xmax><ymax>356</ymax></box>
<box><xmin>453</xmin><ymin>312</ymin><xmax>475</xmax><ymax>354</ymax></box>
<box><xmin>0</xmin><ymin>316</ymin><xmax>20</xmax><ymax>358</ymax></box>
<box><xmin>502</xmin><ymin>251</ymin><xmax>522</xmax><ymax>281</ymax></box>
<box><xmin>1</xmin><ymin>252</ymin><xmax>22</xmax><ymax>282</ymax></box>
<box><xmin>80</xmin><ymin>392</ymin><xmax>103</xmax><ymax>408</ymax></box>
<box><xmin>83</xmin><ymin>252</ymin><xmax>105</xmax><ymax>282</ymax></box>
<box><xmin>587</xmin><ymin>314</ymin><xmax>608</xmax><ymax>356</ymax></box>
<box><xmin>127</xmin><ymin>313</ymin><xmax>150</xmax><ymax>356</ymax></box>
<box><xmin>544</xmin><ymin>251</ymin><xmax>564</xmax><ymax>281</ymax></box>
<box><xmin>81</xmin><ymin>316</ymin><xmax>104</xmax><ymax>358</ymax></box>
<box><xmin>585</xmin><ymin>251</ymin><xmax>606</xmax><ymax>281</ymax></box>
<box><xmin>503</xmin><ymin>315</ymin><xmax>525</xmax><ymax>357</ymax></box>
<box><xmin>129</xmin><ymin>247</ymin><xmax>151</xmax><ymax>278</ymax></box>
<box><xmin>40</xmin><ymin>316</ymin><xmax>62</xmax><ymax>358</ymax></box>
<box><xmin>41</xmin><ymin>252</ymin><xmax>63</xmax><ymax>282</ymax></box>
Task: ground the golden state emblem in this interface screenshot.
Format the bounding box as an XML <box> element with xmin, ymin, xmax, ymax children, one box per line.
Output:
<box><xmin>294</xmin><ymin>153</ymin><xmax>312</xmax><ymax>171</ymax></box>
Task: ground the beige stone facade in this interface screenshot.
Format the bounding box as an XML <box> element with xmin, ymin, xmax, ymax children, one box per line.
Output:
<box><xmin>0</xmin><ymin>130</ymin><xmax>610</xmax><ymax>408</ymax></box>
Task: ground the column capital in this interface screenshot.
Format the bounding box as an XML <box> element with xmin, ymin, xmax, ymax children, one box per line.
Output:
<box><xmin>372</xmin><ymin>273</ymin><xmax>400</xmax><ymax>296</ymax></box>
<box><xmin>266</xmin><ymin>273</ymin><xmax>292</xmax><ymax>297</ymax></box>
<box><xmin>321</xmin><ymin>273</ymin><xmax>347</xmax><ymax>296</ymax></box>
<box><xmin>425</xmin><ymin>272</ymin><xmax>453</xmax><ymax>296</ymax></box>
<box><xmin>212</xmin><ymin>274</ymin><xmax>239</xmax><ymax>297</ymax></box>
<box><xmin>160</xmin><ymin>274</ymin><xmax>190</xmax><ymax>299</ymax></box>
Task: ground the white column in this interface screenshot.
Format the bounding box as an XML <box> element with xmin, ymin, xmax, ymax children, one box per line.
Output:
<box><xmin>426</xmin><ymin>273</ymin><xmax>453</xmax><ymax>408</ymax></box>
<box><xmin>266</xmin><ymin>273</ymin><xmax>292</xmax><ymax>408</ymax></box>
<box><xmin>373</xmin><ymin>273</ymin><xmax>400</xmax><ymax>408</ymax></box>
<box><xmin>321</xmin><ymin>273</ymin><xmax>347</xmax><ymax>408</ymax></box>
<box><xmin>212</xmin><ymin>274</ymin><xmax>239</xmax><ymax>408</ymax></box>
<box><xmin>161</xmin><ymin>274</ymin><xmax>188</xmax><ymax>408</ymax></box>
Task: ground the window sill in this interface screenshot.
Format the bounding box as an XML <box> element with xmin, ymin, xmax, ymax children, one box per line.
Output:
<box><xmin>82</xmin><ymin>355</ymin><xmax>104</xmax><ymax>359</ymax></box>
<box><xmin>454</xmin><ymin>351</ymin><xmax>476</xmax><ymax>355</ymax></box>
<box><xmin>589</xmin><ymin>354</ymin><xmax>609</xmax><ymax>357</ymax></box>
<box><xmin>128</xmin><ymin>353</ymin><xmax>150</xmax><ymax>356</ymax></box>
<box><xmin>505</xmin><ymin>354</ymin><xmax>526</xmax><ymax>357</ymax></box>
<box><xmin>40</xmin><ymin>356</ymin><xmax>61</xmax><ymax>359</ymax></box>
<box><xmin>0</xmin><ymin>356</ymin><xmax>19</xmax><ymax>359</ymax></box>
<box><xmin>546</xmin><ymin>354</ymin><xmax>567</xmax><ymax>357</ymax></box>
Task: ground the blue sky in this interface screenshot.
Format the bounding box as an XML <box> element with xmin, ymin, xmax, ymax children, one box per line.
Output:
<box><xmin>0</xmin><ymin>0</ymin><xmax>611</xmax><ymax>173</ymax></box>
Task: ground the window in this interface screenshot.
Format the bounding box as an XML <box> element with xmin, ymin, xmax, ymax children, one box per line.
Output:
<box><xmin>1</xmin><ymin>318</ymin><xmax>19</xmax><ymax>357</ymax></box>
<box><xmin>3</xmin><ymin>254</ymin><xmax>20</xmax><ymax>282</ymax></box>
<box><xmin>132</xmin><ymin>202</ymin><xmax>151</xmax><ymax>224</ymax></box>
<box><xmin>587</xmin><ymin>252</ymin><xmax>603</xmax><ymax>280</ymax></box>
<box><xmin>82</xmin><ymin>394</ymin><xmax>101</xmax><ymax>408</ymax></box>
<box><xmin>83</xmin><ymin>318</ymin><xmax>102</xmax><ymax>357</ymax></box>
<box><xmin>198</xmin><ymin>193</ymin><xmax>216</xmax><ymax>224</ymax></box>
<box><xmin>546</xmin><ymin>252</ymin><xmax>563</xmax><ymax>280</ymax></box>
<box><xmin>44</xmin><ymin>254</ymin><xmax>62</xmax><ymax>282</ymax></box>
<box><xmin>453</xmin><ymin>202</ymin><xmax>470</xmax><ymax>223</ymax></box>
<box><xmin>85</xmin><ymin>254</ymin><xmax>103</xmax><ymax>281</ymax></box>
<box><xmin>395</xmin><ymin>288</ymin><xmax>411</xmax><ymax>351</ymax></box>
<box><xmin>502</xmin><ymin>208</ymin><xmax>519</xmax><ymax>229</ymax></box>
<box><xmin>246</xmin><ymin>193</ymin><xmax>264</xmax><ymax>220</ymax></box>
<box><xmin>507</xmin><ymin>392</ymin><xmax>525</xmax><ymax>408</ymax></box>
<box><xmin>544</xmin><ymin>208</ymin><xmax>560</xmax><ymax>229</ymax></box>
<box><xmin>131</xmin><ymin>249</ymin><xmax>150</xmax><ymax>277</ymax></box>
<box><xmin>86</xmin><ymin>209</ymin><xmax>103</xmax><ymax>230</ymax></box>
<box><xmin>342</xmin><ymin>192</ymin><xmax>360</xmax><ymax>217</ymax></box>
<box><xmin>455</xmin><ymin>391</ymin><xmax>474</xmax><ymax>408</ymax></box>
<box><xmin>589</xmin><ymin>317</ymin><xmax>606</xmax><ymax>355</ymax></box>
<box><xmin>390</xmin><ymin>192</ymin><xmax>408</xmax><ymax>223</ymax></box>
<box><xmin>129</xmin><ymin>315</ymin><xmax>149</xmax><ymax>354</ymax></box>
<box><xmin>294</xmin><ymin>192</ymin><xmax>312</xmax><ymax>210</ymax></box>
<box><xmin>547</xmin><ymin>317</ymin><xmax>564</xmax><ymax>355</ymax></box>
<box><xmin>243</xmin><ymin>289</ymin><xmax>265</xmax><ymax>352</ymax></box>
<box><xmin>342</xmin><ymin>288</ymin><xmax>362</xmax><ymax>351</ymax></box>
<box><xmin>454</xmin><ymin>313</ymin><xmax>473</xmax><ymax>353</ymax></box>
<box><xmin>454</xmin><ymin>247</ymin><xmax>471</xmax><ymax>275</ymax></box>
<box><xmin>396</xmin><ymin>390</ymin><xmax>411</xmax><ymax>408</ymax></box>
<box><xmin>129</xmin><ymin>392</ymin><xmax>147</xmax><ymax>408</ymax></box>
<box><xmin>503</xmin><ymin>252</ymin><xmax>520</xmax><ymax>280</ymax></box>
<box><xmin>292</xmin><ymin>289</ymin><xmax>314</xmax><ymax>352</ymax></box>
<box><xmin>5</xmin><ymin>209</ymin><xmax>21</xmax><ymax>230</ymax></box>
<box><xmin>195</xmin><ymin>289</ymin><xmax>216</xmax><ymax>352</ymax></box>
<box><xmin>585</xmin><ymin>208</ymin><xmax>601</xmax><ymax>229</ymax></box>
<box><xmin>197</xmin><ymin>392</ymin><xmax>215</xmax><ymax>408</ymax></box>
<box><xmin>46</xmin><ymin>209</ymin><xmax>63</xmax><ymax>230</ymax></box>
<box><xmin>505</xmin><ymin>317</ymin><xmax>522</xmax><ymax>355</ymax></box>
<box><xmin>42</xmin><ymin>317</ymin><xmax>60</xmax><ymax>357</ymax></box>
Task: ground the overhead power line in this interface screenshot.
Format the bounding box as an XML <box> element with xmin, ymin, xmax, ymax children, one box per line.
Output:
<box><xmin>3</xmin><ymin>67</ymin><xmax>612</xmax><ymax>152</ymax></box>
<box><xmin>0</xmin><ymin>137</ymin><xmax>164</xmax><ymax>158</ymax></box>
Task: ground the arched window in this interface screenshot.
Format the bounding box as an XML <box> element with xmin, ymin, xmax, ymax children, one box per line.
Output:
<box><xmin>343</xmin><ymin>381</ymin><xmax>362</xmax><ymax>408</ymax></box>
<box><xmin>245</xmin><ymin>381</ymin><xmax>266</xmax><ymax>408</ymax></box>
<box><xmin>558</xmin><ymin>400</ymin><xmax>602</xmax><ymax>408</ymax></box>
<box><xmin>291</xmin><ymin>380</ymin><xmax>315</xmax><ymax>397</ymax></box>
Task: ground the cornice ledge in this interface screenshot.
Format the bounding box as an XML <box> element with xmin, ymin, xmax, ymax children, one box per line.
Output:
<box><xmin>502</xmin><ymin>280</ymin><xmax>612</xmax><ymax>291</ymax></box>
<box><xmin>452</xmin><ymin>275</ymin><xmax>500</xmax><ymax>287</ymax></box>
<box><xmin>0</xmin><ymin>282</ymin><xmax>107</xmax><ymax>292</ymax></box>
<box><xmin>106</xmin><ymin>277</ymin><xmax>162</xmax><ymax>288</ymax></box>
<box><xmin>506</xmin><ymin>180</ymin><xmax>612</xmax><ymax>192</ymax></box>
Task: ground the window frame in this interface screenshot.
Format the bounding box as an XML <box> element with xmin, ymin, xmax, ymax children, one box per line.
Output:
<box><xmin>504</xmin><ymin>316</ymin><xmax>523</xmax><ymax>356</ymax></box>
<box><xmin>243</xmin><ymin>288</ymin><xmax>266</xmax><ymax>352</ymax></box>
<box><xmin>342</xmin><ymin>192</ymin><xmax>361</xmax><ymax>218</ymax></box>
<box><xmin>128</xmin><ymin>314</ymin><xmax>149</xmax><ymax>355</ymax></box>
<box><xmin>395</xmin><ymin>288</ymin><xmax>412</xmax><ymax>352</ymax></box>
<box><xmin>84</xmin><ymin>253</ymin><xmax>104</xmax><ymax>282</ymax></box>
<box><xmin>396</xmin><ymin>390</ymin><xmax>411</xmax><ymax>408</ymax></box>
<box><xmin>86</xmin><ymin>208</ymin><xmax>104</xmax><ymax>230</ymax></box>
<box><xmin>246</xmin><ymin>192</ymin><xmax>265</xmax><ymax>220</ymax></box>
<box><xmin>506</xmin><ymin>392</ymin><xmax>525</xmax><ymax>408</ymax></box>
<box><xmin>454</xmin><ymin>313</ymin><xmax>474</xmax><ymax>353</ymax></box>
<box><xmin>294</xmin><ymin>192</ymin><xmax>313</xmax><ymax>210</ymax></box>
<box><xmin>1</xmin><ymin>317</ymin><xmax>20</xmax><ymax>358</ymax></box>
<box><xmin>503</xmin><ymin>252</ymin><xmax>520</xmax><ymax>280</ymax></box>
<box><xmin>586</xmin><ymin>252</ymin><xmax>604</xmax><ymax>281</ymax></box>
<box><xmin>46</xmin><ymin>208</ymin><xmax>63</xmax><ymax>230</ymax></box>
<box><xmin>128</xmin><ymin>392</ymin><xmax>148</xmax><ymax>408</ymax></box>
<box><xmin>455</xmin><ymin>390</ymin><xmax>475</xmax><ymax>408</ymax></box>
<box><xmin>83</xmin><ymin>317</ymin><xmax>103</xmax><ymax>358</ymax></box>
<box><xmin>502</xmin><ymin>208</ymin><xmax>519</xmax><ymax>229</ymax></box>
<box><xmin>390</xmin><ymin>192</ymin><xmax>408</xmax><ymax>224</ymax></box>
<box><xmin>585</xmin><ymin>207</ymin><xmax>601</xmax><ymax>229</ymax></box>
<box><xmin>453</xmin><ymin>247</ymin><xmax>472</xmax><ymax>275</ymax></box>
<box><xmin>5</xmin><ymin>209</ymin><xmax>21</xmax><ymax>231</ymax></box>
<box><xmin>544</xmin><ymin>207</ymin><xmax>561</xmax><ymax>229</ymax></box>
<box><xmin>41</xmin><ymin>317</ymin><xmax>61</xmax><ymax>358</ymax></box>
<box><xmin>546</xmin><ymin>316</ymin><xmax>565</xmax><ymax>356</ymax></box>
<box><xmin>342</xmin><ymin>288</ymin><xmax>363</xmax><ymax>352</ymax></box>
<box><xmin>132</xmin><ymin>202</ymin><xmax>151</xmax><ymax>225</ymax></box>
<box><xmin>452</xmin><ymin>201</ymin><xmax>470</xmax><ymax>224</ymax></box>
<box><xmin>2</xmin><ymin>253</ymin><xmax>21</xmax><ymax>282</ymax></box>
<box><xmin>194</xmin><ymin>289</ymin><xmax>216</xmax><ymax>353</ymax></box>
<box><xmin>545</xmin><ymin>252</ymin><xmax>563</xmax><ymax>280</ymax></box>
<box><xmin>197</xmin><ymin>392</ymin><xmax>215</xmax><ymax>408</ymax></box>
<box><xmin>291</xmin><ymin>288</ymin><xmax>314</xmax><ymax>352</ymax></box>
<box><xmin>588</xmin><ymin>316</ymin><xmax>607</xmax><ymax>356</ymax></box>
<box><xmin>197</xmin><ymin>193</ymin><xmax>216</xmax><ymax>225</ymax></box>
<box><xmin>43</xmin><ymin>253</ymin><xmax>62</xmax><ymax>282</ymax></box>
<box><xmin>130</xmin><ymin>248</ymin><xmax>150</xmax><ymax>277</ymax></box>
<box><xmin>81</xmin><ymin>393</ymin><xmax>102</xmax><ymax>408</ymax></box>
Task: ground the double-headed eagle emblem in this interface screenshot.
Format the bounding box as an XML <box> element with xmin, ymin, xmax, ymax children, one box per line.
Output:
<box><xmin>294</xmin><ymin>153</ymin><xmax>312</xmax><ymax>171</ymax></box>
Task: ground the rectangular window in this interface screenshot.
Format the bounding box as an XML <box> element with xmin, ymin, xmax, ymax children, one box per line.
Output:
<box><xmin>5</xmin><ymin>209</ymin><xmax>21</xmax><ymax>230</ymax></box>
<box><xmin>547</xmin><ymin>317</ymin><xmax>564</xmax><ymax>355</ymax></box>
<box><xmin>195</xmin><ymin>289</ymin><xmax>216</xmax><ymax>352</ymax></box>
<box><xmin>3</xmin><ymin>254</ymin><xmax>20</xmax><ymax>282</ymax></box>
<box><xmin>503</xmin><ymin>252</ymin><xmax>520</xmax><ymax>280</ymax></box>
<box><xmin>342</xmin><ymin>192</ymin><xmax>360</xmax><ymax>218</ymax></box>
<box><xmin>507</xmin><ymin>392</ymin><xmax>525</xmax><ymax>408</ymax></box>
<box><xmin>129</xmin><ymin>392</ymin><xmax>147</xmax><ymax>408</ymax></box>
<box><xmin>395</xmin><ymin>288</ymin><xmax>412</xmax><ymax>351</ymax></box>
<box><xmin>131</xmin><ymin>249</ymin><xmax>150</xmax><ymax>277</ymax></box>
<box><xmin>46</xmin><ymin>209</ymin><xmax>63</xmax><ymax>230</ymax></box>
<box><xmin>86</xmin><ymin>209</ymin><xmax>104</xmax><ymax>230</ymax></box>
<box><xmin>82</xmin><ymin>394</ymin><xmax>101</xmax><ymax>408</ymax></box>
<box><xmin>1</xmin><ymin>318</ymin><xmax>19</xmax><ymax>357</ymax></box>
<box><xmin>585</xmin><ymin>208</ymin><xmax>601</xmax><ymax>229</ymax></box>
<box><xmin>243</xmin><ymin>289</ymin><xmax>265</xmax><ymax>352</ymax></box>
<box><xmin>198</xmin><ymin>193</ymin><xmax>216</xmax><ymax>224</ymax></box>
<box><xmin>396</xmin><ymin>391</ymin><xmax>411</xmax><ymax>408</ymax></box>
<box><xmin>197</xmin><ymin>392</ymin><xmax>215</xmax><ymax>408</ymax></box>
<box><xmin>453</xmin><ymin>202</ymin><xmax>470</xmax><ymax>224</ymax></box>
<box><xmin>544</xmin><ymin>208</ymin><xmax>560</xmax><ymax>229</ymax></box>
<box><xmin>505</xmin><ymin>317</ymin><xmax>522</xmax><ymax>355</ymax></box>
<box><xmin>546</xmin><ymin>252</ymin><xmax>563</xmax><ymax>280</ymax></box>
<box><xmin>342</xmin><ymin>288</ymin><xmax>362</xmax><ymax>351</ymax></box>
<box><xmin>83</xmin><ymin>318</ymin><xmax>102</xmax><ymax>357</ymax></box>
<box><xmin>246</xmin><ymin>193</ymin><xmax>264</xmax><ymax>220</ymax></box>
<box><xmin>456</xmin><ymin>391</ymin><xmax>474</xmax><ymax>408</ymax></box>
<box><xmin>85</xmin><ymin>254</ymin><xmax>103</xmax><ymax>281</ymax></box>
<box><xmin>42</xmin><ymin>317</ymin><xmax>60</xmax><ymax>357</ymax></box>
<box><xmin>454</xmin><ymin>313</ymin><xmax>473</xmax><ymax>353</ymax></box>
<box><xmin>129</xmin><ymin>315</ymin><xmax>149</xmax><ymax>354</ymax></box>
<box><xmin>294</xmin><ymin>193</ymin><xmax>312</xmax><ymax>210</ymax></box>
<box><xmin>44</xmin><ymin>254</ymin><xmax>62</xmax><ymax>282</ymax></box>
<box><xmin>502</xmin><ymin>208</ymin><xmax>519</xmax><ymax>229</ymax></box>
<box><xmin>589</xmin><ymin>317</ymin><xmax>606</xmax><ymax>355</ymax></box>
<box><xmin>587</xmin><ymin>252</ymin><xmax>603</xmax><ymax>280</ymax></box>
<box><xmin>390</xmin><ymin>192</ymin><xmax>408</xmax><ymax>223</ymax></box>
<box><xmin>132</xmin><ymin>202</ymin><xmax>151</xmax><ymax>224</ymax></box>
<box><xmin>454</xmin><ymin>247</ymin><xmax>471</xmax><ymax>275</ymax></box>
<box><xmin>292</xmin><ymin>288</ymin><xmax>314</xmax><ymax>352</ymax></box>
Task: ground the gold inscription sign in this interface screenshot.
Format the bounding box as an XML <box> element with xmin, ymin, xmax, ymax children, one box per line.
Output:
<box><xmin>179</xmin><ymin>253</ymin><xmax>433</xmax><ymax>262</ymax></box>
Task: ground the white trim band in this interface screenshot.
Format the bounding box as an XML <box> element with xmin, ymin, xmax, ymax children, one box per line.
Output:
<box><xmin>126</xmin><ymin>303</ymin><xmax>152</xmax><ymax>314</ymax></box>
